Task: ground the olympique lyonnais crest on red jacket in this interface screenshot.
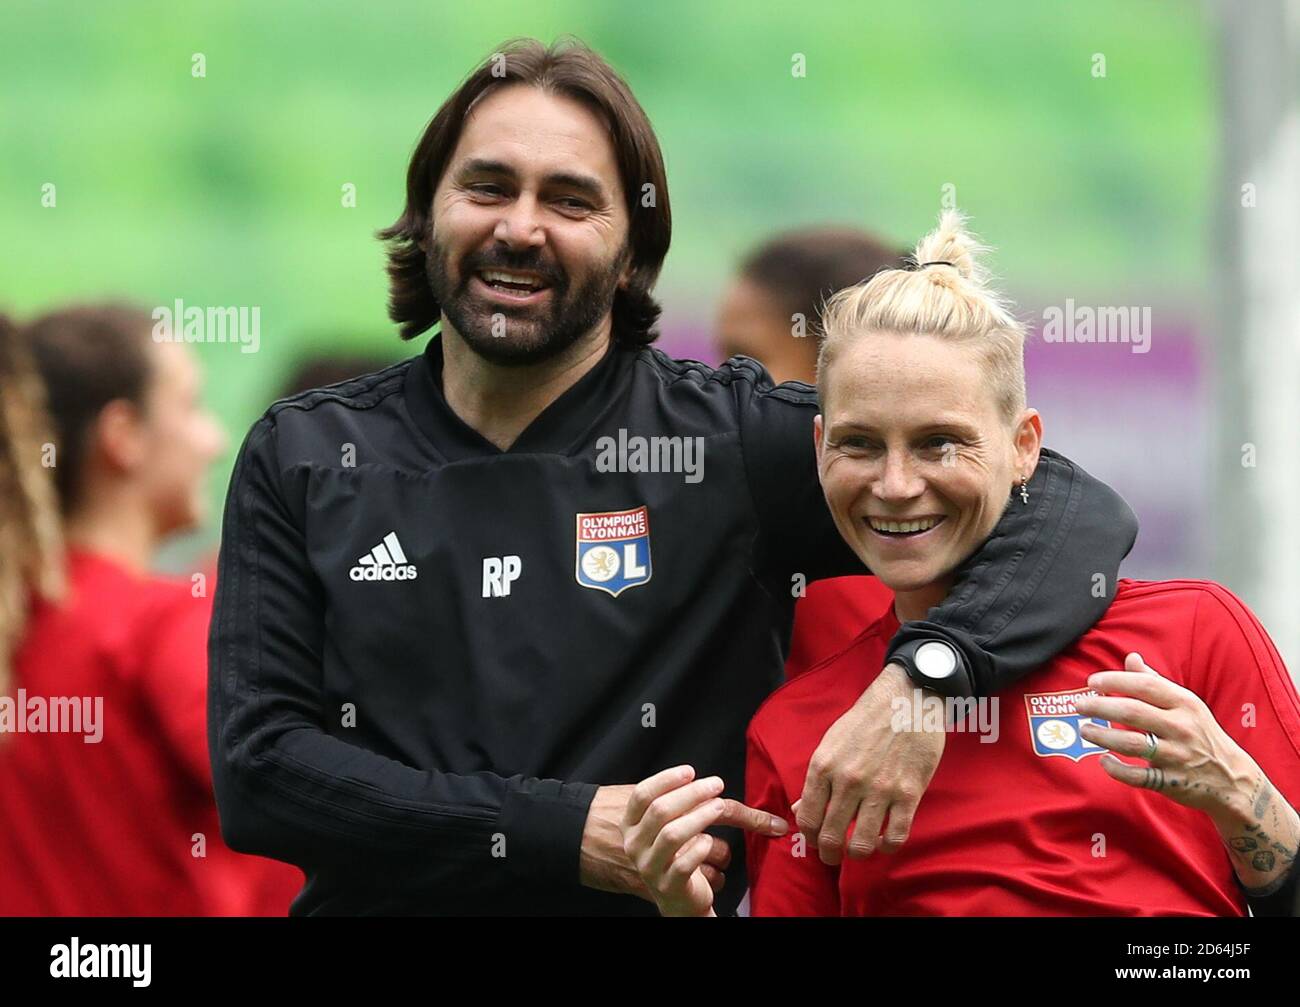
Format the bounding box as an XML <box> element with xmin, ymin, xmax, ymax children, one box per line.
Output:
<box><xmin>1024</xmin><ymin>688</ymin><xmax>1112</xmax><ymax>762</ymax></box>
<box><xmin>575</xmin><ymin>505</ymin><xmax>653</xmax><ymax>597</ymax></box>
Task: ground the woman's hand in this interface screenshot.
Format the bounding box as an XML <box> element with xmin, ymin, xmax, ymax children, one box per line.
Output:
<box><xmin>1074</xmin><ymin>653</ymin><xmax>1257</xmax><ymax>816</ymax></box>
<box><xmin>621</xmin><ymin>765</ymin><xmax>788</xmax><ymax>917</ymax></box>
<box><xmin>1074</xmin><ymin>653</ymin><xmax>1299</xmax><ymax>891</ymax></box>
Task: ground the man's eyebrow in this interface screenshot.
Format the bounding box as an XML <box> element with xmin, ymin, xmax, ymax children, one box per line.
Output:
<box><xmin>456</xmin><ymin>157</ymin><xmax>515</xmax><ymax>179</ymax></box>
<box><xmin>454</xmin><ymin>158</ymin><xmax>609</xmax><ymax>201</ymax></box>
<box><xmin>545</xmin><ymin>171</ymin><xmax>608</xmax><ymax>201</ymax></box>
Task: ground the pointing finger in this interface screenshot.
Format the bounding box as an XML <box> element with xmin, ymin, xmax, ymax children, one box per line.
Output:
<box><xmin>715</xmin><ymin>798</ymin><xmax>787</xmax><ymax>836</ymax></box>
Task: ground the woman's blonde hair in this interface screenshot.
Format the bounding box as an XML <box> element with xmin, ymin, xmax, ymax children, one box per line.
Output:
<box><xmin>0</xmin><ymin>314</ymin><xmax>65</xmax><ymax>697</ymax></box>
<box><xmin>816</xmin><ymin>210</ymin><xmax>1027</xmax><ymax>422</ymax></box>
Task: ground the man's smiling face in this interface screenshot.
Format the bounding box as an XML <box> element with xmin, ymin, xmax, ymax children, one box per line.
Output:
<box><xmin>427</xmin><ymin>84</ymin><xmax>632</xmax><ymax>365</ymax></box>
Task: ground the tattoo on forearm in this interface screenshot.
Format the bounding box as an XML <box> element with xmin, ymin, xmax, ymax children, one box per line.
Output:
<box><xmin>1227</xmin><ymin>791</ymin><xmax>1299</xmax><ymax>881</ymax></box>
<box><xmin>1252</xmin><ymin>780</ymin><xmax>1272</xmax><ymax>821</ymax></box>
<box><xmin>1240</xmin><ymin>823</ymin><xmax>1292</xmax><ymax>859</ymax></box>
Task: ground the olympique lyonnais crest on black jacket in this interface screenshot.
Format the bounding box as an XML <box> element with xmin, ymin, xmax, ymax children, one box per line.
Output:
<box><xmin>207</xmin><ymin>334</ymin><xmax>1136</xmax><ymax>916</ymax></box>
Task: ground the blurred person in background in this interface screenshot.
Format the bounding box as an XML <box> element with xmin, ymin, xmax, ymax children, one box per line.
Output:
<box><xmin>626</xmin><ymin>213</ymin><xmax>1300</xmax><ymax>917</ymax></box>
<box><xmin>0</xmin><ymin>304</ymin><xmax>301</xmax><ymax>915</ymax></box>
<box><xmin>716</xmin><ymin>226</ymin><xmax>905</xmax><ymax>386</ymax></box>
<box><xmin>277</xmin><ymin>352</ymin><xmax>397</xmax><ymax>398</ymax></box>
<box><xmin>716</xmin><ymin>228</ymin><xmax>904</xmax><ymax>677</ymax></box>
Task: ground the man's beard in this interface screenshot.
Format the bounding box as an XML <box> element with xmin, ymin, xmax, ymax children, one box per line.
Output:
<box><xmin>426</xmin><ymin>239</ymin><xmax>628</xmax><ymax>366</ymax></box>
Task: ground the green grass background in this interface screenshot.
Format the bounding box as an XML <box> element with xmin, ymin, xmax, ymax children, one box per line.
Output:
<box><xmin>0</xmin><ymin>0</ymin><xmax>1212</xmax><ymax>547</ymax></box>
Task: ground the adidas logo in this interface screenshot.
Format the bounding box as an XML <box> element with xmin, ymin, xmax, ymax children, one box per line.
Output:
<box><xmin>349</xmin><ymin>531</ymin><xmax>418</xmax><ymax>582</ymax></box>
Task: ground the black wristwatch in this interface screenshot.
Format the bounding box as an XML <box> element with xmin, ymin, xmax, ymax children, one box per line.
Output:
<box><xmin>889</xmin><ymin>638</ymin><xmax>974</xmax><ymax>699</ymax></box>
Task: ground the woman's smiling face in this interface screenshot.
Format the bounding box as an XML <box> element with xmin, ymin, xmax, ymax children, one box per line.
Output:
<box><xmin>815</xmin><ymin>330</ymin><xmax>1041</xmax><ymax>596</ymax></box>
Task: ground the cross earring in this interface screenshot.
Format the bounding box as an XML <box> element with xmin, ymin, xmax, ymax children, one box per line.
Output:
<box><xmin>1019</xmin><ymin>477</ymin><xmax>1030</xmax><ymax>505</ymax></box>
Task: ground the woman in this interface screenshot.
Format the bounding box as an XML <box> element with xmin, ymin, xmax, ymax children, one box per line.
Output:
<box><xmin>622</xmin><ymin>213</ymin><xmax>1300</xmax><ymax>916</ymax></box>
<box><xmin>0</xmin><ymin>304</ymin><xmax>300</xmax><ymax>915</ymax></box>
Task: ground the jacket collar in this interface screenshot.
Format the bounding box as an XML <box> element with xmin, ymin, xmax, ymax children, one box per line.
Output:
<box><xmin>403</xmin><ymin>330</ymin><xmax>635</xmax><ymax>461</ymax></box>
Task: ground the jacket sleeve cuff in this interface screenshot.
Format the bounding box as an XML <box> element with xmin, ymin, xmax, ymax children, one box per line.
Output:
<box><xmin>1243</xmin><ymin>857</ymin><xmax>1300</xmax><ymax>916</ymax></box>
<box><xmin>499</xmin><ymin>780</ymin><xmax>599</xmax><ymax>889</ymax></box>
<box><xmin>886</xmin><ymin>621</ymin><xmax>993</xmax><ymax>697</ymax></box>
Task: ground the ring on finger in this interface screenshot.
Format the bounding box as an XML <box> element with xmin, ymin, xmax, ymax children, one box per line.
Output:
<box><xmin>1140</xmin><ymin>731</ymin><xmax>1159</xmax><ymax>760</ymax></box>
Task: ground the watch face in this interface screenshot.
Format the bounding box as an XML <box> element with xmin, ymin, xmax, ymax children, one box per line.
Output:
<box><xmin>915</xmin><ymin>640</ymin><xmax>959</xmax><ymax>680</ymax></box>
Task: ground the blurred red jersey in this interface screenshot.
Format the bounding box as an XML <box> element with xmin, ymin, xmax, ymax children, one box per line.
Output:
<box><xmin>785</xmin><ymin>576</ymin><xmax>893</xmax><ymax>679</ymax></box>
<box><xmin>0</xmin><ymin>550</ymin><xmax>301</xmax><ymax>915</ymax></box>
<box><xmin>747</xmin><ymin>579</ymin><xmax>1300</xmax><ymax>915</ymax></box>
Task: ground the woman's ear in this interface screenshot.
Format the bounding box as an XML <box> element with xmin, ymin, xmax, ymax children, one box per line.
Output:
<box><xmin>94</xmin><ymin>398</ymin><xmax>149</xmax><ymax>476</ymax></box>
<box><xmin>1014</xmin><ymin>408</ymin><xmax>1043</xmax><ymax>481</ymax></box>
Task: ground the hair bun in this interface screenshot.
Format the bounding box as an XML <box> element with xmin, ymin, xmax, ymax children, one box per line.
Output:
<box><xmin>912</xmin><ymin>209</ymin><xmax>987</xmax><ymax>282</ymax></box>
<box><xmin>816</xmin><ymin>209</ymin><xmax>1027</xmax><ymax>420</ymax></box>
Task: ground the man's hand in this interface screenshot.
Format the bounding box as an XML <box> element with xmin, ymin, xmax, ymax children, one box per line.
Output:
<box><xmin>580</xmin><ymin>775</ymin><xmax>753</xmax><ymax>903</ymax></box>
<box><xmin>797</xmin><ymin>662</ymin><xmax>944</xmax><ymax>864</ymax></box>
<box><xmin>619</xmin><ymin>765</ymin><xmax>788</xmax><ymax>917</ymax></box>
<box><xmin>580</xmin><ymin>784</ymin><xmax>653</xmax><ymax>900</ymax></box>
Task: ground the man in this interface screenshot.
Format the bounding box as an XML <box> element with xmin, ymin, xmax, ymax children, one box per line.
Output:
<box><xmin>208</xmin><ymin>37</ymin><xmax>1136</xmax><ymax>915</ymax></box>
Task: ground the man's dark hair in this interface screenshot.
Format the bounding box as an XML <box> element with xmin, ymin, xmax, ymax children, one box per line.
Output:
<box><xmin>378</xmin><ymin>36</ymin><xmax>672</xmax><ymax>347</ymax></box>
<box><xmin>739</xmin><ymin>227</ymin><xmax>907</xmax><ymax>343</ymax></box>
